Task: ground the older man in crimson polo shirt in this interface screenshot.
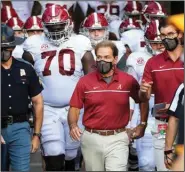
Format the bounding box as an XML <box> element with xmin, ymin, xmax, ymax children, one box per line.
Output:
<box><xmin>68</xmin><ymin>40</ymin><xmax>149</xmax><ymax>171</ymax></box>
<box><xmin>139</xmin><ymin>18</ymin><xmax>184</xmax><ymax>171</ymax></box>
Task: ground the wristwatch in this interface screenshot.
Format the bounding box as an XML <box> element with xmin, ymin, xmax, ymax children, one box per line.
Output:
<box><xmin>33</xmin><ymin>132</ymin><xmax>42</xmax><ymax>138</ymax></box>
<box><xmin>140</xmin><ymin>121</ymin><xmax>147</xmax><ymax>127</ymax></box>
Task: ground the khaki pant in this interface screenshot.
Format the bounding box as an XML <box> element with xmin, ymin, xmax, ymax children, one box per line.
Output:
<box><xmin>151</xmin><ymin>119</ymin><xmax>169</xmax><ymax>171</ymax></box>
<box><xmin>81</xmin><ymin>130</ymin><xmax>129</xmax><ymax>171</ymax></box>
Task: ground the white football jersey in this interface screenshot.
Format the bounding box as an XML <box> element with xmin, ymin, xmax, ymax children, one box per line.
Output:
<box><xmin>11</xmin><ymin>1</ymin><xmax>34</xmax><ymax>22</ymax></box>
<box><xmin>12</xmin><ymin>44</ymin><xmax>24</xmax><ymax>59</ymax></box>
<box><xmin>78</xmin><ymin>1</ymin><xmax>127</xmax><ymax>20</ymax></box>
<box><xmin>23</xmin><ymin>34</ymin><xmax>92</xmax><ymax>107</ymax></box>
<box><xmin>121</xmin><ymin>29</ymin><xmax>146</xmax><ymax>53</ymax></box>
<box><xmin>91</xmin><ymin>40</ymin><xmax>126</xmax><ymax>63</ymax></box>
<box><xmin>127</xmin><ymin>49</ymin><xmax>155</xmax><ymax>127</ymax></box>
<box><xmin>126</xmin><ymin>49</ymin><xmax>152</xmax><ymax>83</ymax></box>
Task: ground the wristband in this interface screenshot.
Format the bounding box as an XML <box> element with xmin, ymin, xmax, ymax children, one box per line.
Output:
<box><xmin>164</xmin><ymin>149</ymin><xmax>173</xmax><ymax>155</ymax></box>
<box><xmin>33</xmin><ymin>132</ymin><xmax>41</xmax><ymax>138</ymax></box>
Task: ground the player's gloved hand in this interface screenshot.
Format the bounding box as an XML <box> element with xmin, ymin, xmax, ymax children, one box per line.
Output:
<box><xmin>69</xmin><ymin>123</ymin><xmax>82</xmax><ymax>141</ymax></box>
<box><xmin>131</xmin><ymin>124</ymin><xmax>146</xmax><ymax>139</ymax></box>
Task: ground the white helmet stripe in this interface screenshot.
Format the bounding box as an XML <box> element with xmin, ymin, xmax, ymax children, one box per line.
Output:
<box><xmin>94</xmin><ymin>13</ymin><xmax>98</xmax><ymax>24</ymax></box>
<box><xmin>156</xmin><ymin>2</ymin><xmax>162</xmax><ymax>12</ymax></box>
<box><xmin>33</xmin><ymin>16</ymin><xmax>37</xmax><ymax>25</ymax></box>
<box><xmin>52</xmin><ymin>5</ymin><xmax>56</xmax><ymax>16</ymax></box>
<box><xmin>129</xmin><ymin>18</ymin><xmax>133</xmax><ymax>24</ymax></box>
<box><xmin>13</xmin><ymin>17</ymin><xmax>18</xmax><ymax>26</ymax></box>
<box><xmin>133</xmin><ymin>1</ymin><xmax>137</xmax><ymax>10</ymax></box>
<box><xmin>155</xmin><ymin>19</ymin><xmax>160</xmax><ymax>36</ymax></box>
<box><xmin>6</xmin><ymin>6</ymin><xmax>11</xmax><ymax>20</ymax></box>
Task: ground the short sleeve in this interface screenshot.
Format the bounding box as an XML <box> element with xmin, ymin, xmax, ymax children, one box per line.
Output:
<box><xmin>142</xmin><ymin>58</ymin><xmax>153</xmax><ymax>83</ymax></box>
<box><xmin>129</xmin><ymin>76</ymin><xmax>141</xmax><ymax>103</ymax></box>
<box><xmin>129</xmin><ymin>97</ymin><xmax>135</xmax><ymax>110</ymax></box>
<box><xmin>28</xmin><ymin>67</ymin><xmax>43</xmax><ymax>97</ymax></box>
<box><xmin>167</xmin><ymin>83</ymin><xmax>184</xmax><ymax>118</ymax></box>
<box><xmin>70</xmin><ymin>78</ymin><xmax>85</xmax><ymax>109</ymax></box>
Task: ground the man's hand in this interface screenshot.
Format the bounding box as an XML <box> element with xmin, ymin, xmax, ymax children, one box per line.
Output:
<box><xmin>140</xmin><ymin>80</ymin><xmax>153</xmax><ymax>93</ymax></box>
<box><xmin>1</xmin><ymin>135</ymin><xmax>6</xmax><ymax>144</ymax></box>
<box><xmin>164</xmin><ymin>150</ymin><xmax>175</xmax><ymax>169</ymax></box>
<box><xmin>69</xmin><ymin>123</ymin><xmax>82</xmax><ymax>141</ymax></box>
<box><xmin>126</xmin><ymin>128</ymin><xmax>134</xmax><ymax>143</ymax></box>
<box><xmin>31</xmin><ymin>136</ymin><xmax>40</xmax><ymax>153</ymax></box>
<box><xmin>131</xmin><ymin>124</ymin><xmax>146</xmax><ymax>139</ymax></box>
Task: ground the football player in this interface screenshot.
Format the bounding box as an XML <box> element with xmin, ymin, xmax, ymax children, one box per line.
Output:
<box><xmin>11</xmin><ymin>16</ymin><xmax>43</xmax><ymax>59</ymax></box>
<box><xmin>126</xmin><ymin>19</ymin><xmax>165</xmax><ymax>171</ymax></box>
<box><xmin>23</xmin><ymin>4</ymin><xmax>95</xmax><ymax>171</ymax></box>
<box><xmin>82</xmin><ymin>12</ymin><xmax>126</xmax><ymax>70</ymax></box>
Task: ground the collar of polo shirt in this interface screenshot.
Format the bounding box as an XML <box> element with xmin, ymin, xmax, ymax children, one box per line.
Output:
<box><xmin>163</xmin><ymin>50</ymin><xmax>183</xmax><ymax>61</ymax></box>
<box><xmin>96</xmin><ymin>67</ymin><xmax>119</xmax><ymax>82</ymax></box>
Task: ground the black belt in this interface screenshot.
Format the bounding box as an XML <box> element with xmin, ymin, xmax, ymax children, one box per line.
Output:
<box><xmin>155</xmin><ymin>117</ymin><xmax>169</xmax><ymax>122</ymax></box>
<box><xmin>1</xmin><ymin>115</ymin><xmax>28</xmax><ymax>128</ymax></box>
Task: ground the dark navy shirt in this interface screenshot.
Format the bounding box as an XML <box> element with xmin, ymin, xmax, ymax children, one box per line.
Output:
<box><xmin>1</xmin><ymin>57</ymin><xmax>43</xmax><ymax>116</ymax></box>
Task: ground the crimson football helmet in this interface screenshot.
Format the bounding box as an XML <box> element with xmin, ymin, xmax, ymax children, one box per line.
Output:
<box><xmin>142</xmin><ymin>1</ymin><xmax>167</xmax><ymax>24</ymax></box>
<box><xmin>6</xmin><ymin>17</ymin><xmax>24</xmax><ymax>31</ymax></box>
<box><xmin>82</xmin><ymin>12</ymin><xmax>109</xmax><ymax>46</ymax></box>
<box><xmin>24</xmin><ymin>16</ymin><xmax>43</xmax><ymax>31</ymax></box>
<box><xmin>1</xmin><ymin>5</ymin><xmax>18</xmax><ymax>23</ymax></box>
<box><xmin>124</xmin><ymin>1</ymin><xmax>142</xmax><ymax>19</ymax></box>
<box><xmin>119</xmin><ymin>18</ymin><xmax>141</xmax><ymax>36</ymax></box>
<box><xmin>144</xmin><ymin>19</ymin><xmax>163</xmax><ymax>55</ymax></box>
<box><xmin>42</xmin><ymin>4</ymin><xmax>73</xmax><ymax>46</ymax></box>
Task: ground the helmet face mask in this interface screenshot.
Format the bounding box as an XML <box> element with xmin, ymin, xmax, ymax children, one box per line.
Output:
<box><xmin>144</xmin><ymin>19</ymin><xmax>165</xmax><ymax>55</ymax></box>
<box><xmin>119</xmin><ymin>18</ymin><xmax>141</xmax><ymax>37</ymax></box>
<box><xmin>82</xmin><ymin>13</ymin><xmax>109</xmax><ymax>47</ymax></box>
<box><xmin>42</xmin><ymin>5</ymin><xmax>73</xmax><ymax>46</ymax></box>
<box><xmin>87</xmin><ymin>28</ymin><xmax>108</xmax><ymax>47</ymax></box>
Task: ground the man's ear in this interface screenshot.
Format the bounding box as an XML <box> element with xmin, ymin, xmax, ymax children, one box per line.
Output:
<box><xmin>114</xmin><ymin>56</ymin><xmax>118</xmax><ymax>64</ymax></box>
<box><xmin>178</xmin><ymin>31</ymin><xmax>184</xmax><ymax>39</ymax></box>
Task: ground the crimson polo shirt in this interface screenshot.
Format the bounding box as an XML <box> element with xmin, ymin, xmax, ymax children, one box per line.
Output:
<box><xmin>70</xmin><ymin>68</ymin><xmax>141</xmax><ymax>130</ymax></box>
<box><xmin>143</xmin><ymin>50</ymin><xmax>184</xmax><ymax>104</ymax></box>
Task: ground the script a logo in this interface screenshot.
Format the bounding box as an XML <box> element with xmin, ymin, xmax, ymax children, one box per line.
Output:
<box><xmin>117</xmin><ymin>84</ymin><xmax>122</xmax><ymax>90</ymax></box>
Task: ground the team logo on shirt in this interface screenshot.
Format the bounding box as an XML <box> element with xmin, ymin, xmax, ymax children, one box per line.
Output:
<box><xmin>20</xmin><ymin>69</ymin><xmax>26</xmax><ymax>76</ymax></box>
<box><xmin>117</xmin><ymin>84</ymin><xmax>122</xmax><ymax>90</ymax></box>
<box><xmin>41</xmin><ymin>44</ymin><xmax>49</xmax><ymax>51</ymax></box>
<box><xmin>136</xmin><ymin>57</ymin><xmax>145</xmax><ymax>66</ymax></box>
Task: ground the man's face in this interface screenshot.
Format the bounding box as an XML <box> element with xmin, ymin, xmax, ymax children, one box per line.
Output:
<box><xmin>160</xmin><ymin>25</ymin><xmax>182</xmax><ymax>41</ymax></box>
<box><xmin>150</xmin><ymin>42</ymin><xmax>165</xmax><ymax>52</ymax></box>
<box><xmin>1</xmin><ymin>47</ymin><xmax>15</xmax><ymax>62</ymax></box>
<box><xmin>96</xmin><ymin>47</ymin><xmax>117</xmax><ymax>64</ymax></box>
<box><xmin>89</xmin><ymin>29</ymin><xmax>105</xmax><ymax>39</ymax></box>
<box><xmin>14</xmin><ymin>31</ymin><xmax>24</xmax><ymax>38</ymax></box>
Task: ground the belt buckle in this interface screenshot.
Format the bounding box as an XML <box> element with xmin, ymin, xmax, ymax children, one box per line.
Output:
<box><xmin>7</xmin><ymin>116</ymin><xmax>13</xmax><ymax>125</ymax></box>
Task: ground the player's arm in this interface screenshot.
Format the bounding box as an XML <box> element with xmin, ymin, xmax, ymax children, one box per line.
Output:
<box><xmin>139</xmin><ymin>59</ymin><xmax>153</xmax><ymax>102</ymax></box>
<box><xmin>81</xmin><ymin>51</ymin><xmax>96</xmax><ymax>74</ymax></box>
<box><xmin>22</xmin><ymin>51</ymin><xmax>35</xmax><ymax>65</ymax></box>
<box><xmin>68</xmin><ymin>78</ymin><xmax>85</xmax><ymax>140</ymax></box>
